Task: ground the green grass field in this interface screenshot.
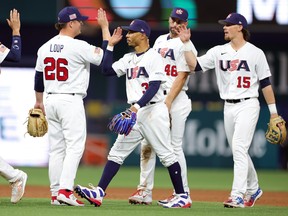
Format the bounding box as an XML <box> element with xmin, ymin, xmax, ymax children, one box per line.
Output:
<box><xmin>1</xmin><ymin>166</ymin><xmax>288</xmax><ymax>216</ymax></box>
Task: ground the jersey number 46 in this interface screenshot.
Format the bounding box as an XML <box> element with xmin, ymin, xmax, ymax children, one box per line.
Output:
<box><xmin>165</xmin><ymin>64</ymin><xmax>178</xmax><ymax>77</ymax></box>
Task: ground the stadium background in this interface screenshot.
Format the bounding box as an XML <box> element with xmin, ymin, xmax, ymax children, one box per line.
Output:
<box><xmin>0</xmin><ymin>0</ymin><xmax>287</xmax><ymax>169</ymax></box>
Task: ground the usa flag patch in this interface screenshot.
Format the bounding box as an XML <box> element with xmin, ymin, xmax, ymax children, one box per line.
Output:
<box><xmin>0</xmin><ymin>44</ymin><xmax>7</xmax><ymax>53</ymax></box>
<box><xmin>94</xmin><ymin>47</ymin><xmax>101</xmax><ymax>54</ymax></box>
<box><xmin>69</xmin><ymin>13</ymin><xmax>77</xmax><ymax>20</ymax></box>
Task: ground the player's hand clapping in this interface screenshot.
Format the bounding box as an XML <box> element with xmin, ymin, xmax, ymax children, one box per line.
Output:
<box><xmin>108</xmin><ymin>27</ymin><xmax>123</xmax><ymax>47</ymax></box>
<box><xmin>97</xmin><ymin>8</ymin><xmax>111</xmax><ymax>40</ymax></box>
<box><xmin>177</xmin><ymin>25</ymin><xmax>191</xmax><ymax>43</ymax></box>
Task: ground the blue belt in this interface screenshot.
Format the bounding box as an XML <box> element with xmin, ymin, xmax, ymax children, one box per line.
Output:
<box><xmin>48</xmin><ymin>92</ymin><xmax>75</xmax><ymax>96</ymax></box>
<box><xmin>225</xmin><ymin>97</ymin><xmax>250</xmax><ymax>104</ymax></box>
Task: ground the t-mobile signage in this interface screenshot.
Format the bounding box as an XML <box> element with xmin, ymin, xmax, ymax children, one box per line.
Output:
<box><xmin>237</xmin><ymin>0</ymin><xmax>288</xmax><ymax>24</ymax></box>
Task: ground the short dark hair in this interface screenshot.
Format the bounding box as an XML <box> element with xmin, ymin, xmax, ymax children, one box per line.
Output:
<box><xmin>242</xmin><ymin>28</ymin><xmax>250</xmax><ymax>41</ymax></box>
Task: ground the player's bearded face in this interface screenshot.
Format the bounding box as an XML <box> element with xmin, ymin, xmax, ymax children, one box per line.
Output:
<box><xmin>223</xmin><ymin>24</ymin><xmax>240</xmax><ymax>41</ymax></box>
<box><xmin>169</xmin><ymin>17</ymin><xmax>186</xmax><ymax>37</ymax></box>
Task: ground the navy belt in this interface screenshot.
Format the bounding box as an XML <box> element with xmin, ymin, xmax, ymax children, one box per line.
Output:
<box><xmin>147</xmin><ymin>102</ymin><xmax>156</xmax><ymax>105</ymax></box>
<box><xmin>132</xmin><ymin>102</ymin><xmax>156</xmax><ymax>106</ymax></box>
<box><xmin>225</xmin><ymin>97</ymin><xmax>250</xmax><ymax>104</ymax></box>
<box><xmin>48</xmin><ymin>92</ymin><xmax>75</xmax><ymax>96</ymax></box>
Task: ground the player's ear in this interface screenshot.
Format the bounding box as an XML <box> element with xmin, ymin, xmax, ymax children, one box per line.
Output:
<box><xmin>68</xmin><ymin>21</ymin><xmax>73</xmax><ymax>28</ymax></box>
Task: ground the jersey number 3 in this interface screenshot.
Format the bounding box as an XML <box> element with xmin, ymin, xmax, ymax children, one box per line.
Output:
<box><xmin>44</xmin><ymin>57</ymin><xmax>68</xmax><ymax>81</ymax></box>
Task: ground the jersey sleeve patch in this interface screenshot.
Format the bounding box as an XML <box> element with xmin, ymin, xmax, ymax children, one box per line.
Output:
<box><xmin>0</xmin><ymin>44</ymin><xmax>7</xmax><ymax>53</ymax></box>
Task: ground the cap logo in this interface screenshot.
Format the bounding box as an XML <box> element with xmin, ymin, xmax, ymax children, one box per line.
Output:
<box><xmin>69</xmin><ymin>13</ymin><xmax>77</xmax><ymax>20</ymax></box>
<box><xmin>130</xmin><ymin>20</ymin><xmax>135</xmax><ymax>26</ymax></box>
<box><xmin>176</xmin><ymin>9</ymin><xmax>183</xmax><ymax>15</ymax></box>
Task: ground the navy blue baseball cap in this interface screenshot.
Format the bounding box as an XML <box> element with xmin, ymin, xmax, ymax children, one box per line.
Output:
<box><xmin>170</xmin><ymin>7</ymin><xmax>188</xmax><ymax>22</ymax></box>
<box><xmin>121</xmin><ymin>19</ymin><xmax>151</xmax><ymax>37</ymax></box>
<box><xmin>218</xmin><ymin>13</ymin><xmax>248</xmax><ymax>29</ymax></box>
<box><xmin>58</xmin><ymin>6</ymin><xmax>88</xmax><ymax>23</ymax></box>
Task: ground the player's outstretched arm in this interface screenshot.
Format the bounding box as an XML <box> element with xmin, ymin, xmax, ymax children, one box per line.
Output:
<box><xmin>7</xmin><ymin>9</ymin><xmax>20</xmax><ymax>36</ymax></box>
<box><xmin>3</xmin><ymin>9</ymin><xmax>21</xmax><ymax>62</ymax></box>
<box><xmin>100</xmin><ymin>28</ymin><xmax>122</xmax><ymax>76</ymax></box>
<box><xmin>177</xmin><ymin>26</ymin><xmax>197</xmax><ymax>71</ymax></box>
<box><xmin>97</xmin><ymin>8</ymin><xmax>110</xmax><ymax>41</ymax></box>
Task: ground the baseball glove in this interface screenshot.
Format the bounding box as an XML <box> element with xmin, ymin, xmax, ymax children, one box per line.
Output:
<box><xmin>108</xmin><ymin>109</ymin><xmax>137</xmax><ymax>136</ymax></box>
<box><xmin>265</xmin><ymin>115</ymin><xmax>287</xmax><ymax>145</ymax></box>
<box><xmin>26</xmin><ymin>108</ymin><xmax>48</xmax><ymax>137</ymax></box>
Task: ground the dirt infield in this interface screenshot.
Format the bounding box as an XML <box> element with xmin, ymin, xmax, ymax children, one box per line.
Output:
<box><xmin>1</xmin><ymin>186</ymin><xmax>287</xmax><ymax>206</ymax></box>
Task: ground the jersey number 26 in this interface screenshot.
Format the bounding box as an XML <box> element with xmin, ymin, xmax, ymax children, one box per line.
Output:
<box><xmin>44</xmin><ymin>57</ymin><xmax>68</xmax><ymax>81</ymax></box>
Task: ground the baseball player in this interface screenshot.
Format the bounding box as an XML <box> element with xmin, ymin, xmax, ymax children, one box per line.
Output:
<box><xmin>128</xmin><ymin>7</ymin><xmax>197</xmax><ymax>206</ymax></box>
<box><xmin>0</xmin><ymin>9</ymin><xmax>28</xmax><ymax>204</ymax></box>
<box><xmin>0</xmin><ymin>9</ymin><xmax>27</xmax><ymax>203</ymax></box>
<box><xmin>180</xmin><ymin>13</ymin><xmax>279</xmax><ymax>208</ymax></box>
<box><xmin>74</xmin><ymin>9</ymin><xmax>190</xmax><ymax>208</ymax></box>
<box><xmin>33</xmin><ymin>6</ymin><xmax>104</xmax><ymax>206</ymax></box>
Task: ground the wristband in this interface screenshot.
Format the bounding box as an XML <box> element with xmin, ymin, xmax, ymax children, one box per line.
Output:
<box><xmin>183</xmin><ymin>41</ymin><xmax>193</xmax><ymax>51</ymax></box>
<box><xmin>133</xmin><ymin>103</ymin><xmax>141</xmax><ymax>110</ymax></box>
<box><xmin>268</xmin><ymin>104</ymin><xmax>277</xmax><ymax>114</ymax></box>
<box><xmin>107</xmin><ymin>45</ymin><xmax>114</xmax><ymax>51</ymax></box>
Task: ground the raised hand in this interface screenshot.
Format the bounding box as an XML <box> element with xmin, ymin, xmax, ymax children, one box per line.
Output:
<box><xmin>109</xmin><ymin>27</ymin><xmax>123</xmax><ymax>46</ymax></box>
<box><xmin>97</xmin><ymin>8</ymin><xmax>109</xmax><ymax>29</ymax></box>
<box><xmin>97</xmin><ymin>8</ymin><xmax>110</xmax><ymax>40</ymax></box>
<box><xmin>7</xmin><ymin>9</ymin><xmax>20</xmax><ymax>36</ymax></box>
<box><xmin>177</xmin><ymin>25</ymin><xmax>191</xmax><ymax>43</ymax></box>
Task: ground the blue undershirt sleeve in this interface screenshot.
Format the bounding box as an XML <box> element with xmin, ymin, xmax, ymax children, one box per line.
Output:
<box><xmin>194</xmin><ymin>62</ymin><xmax>202</xmax><ymax>71</ymax></box>
<box><xmin>101</xmin><ymin>49</ymin><xmax>117</xmax><ymax>76</ymax></box>
<box><xmin>259</xmin><ymin>77</ymin><xmax>271</xmax><ymax>89</ymax></box>
<box><xmin>101</xmin><ymin>40</ymin><xmax>108</xmax><ymax>52</ymax></box>
<box><xmin>5</xmin><ymin>36</ymin><xmax>21</xmax><ymax>62</ymax></box>
<box><xmin>136</xmin><ymin>81</ymin><xmax>161</xmax><ymax>107</ymax></box>
<box><xmin>99</xmin><ymin>40</ymin><xmax>109</xmax><ymax>66</ymax></box>
<box><xmin>34</xmin><ymin>71</ymin><xmax>44</xmax><ymax>92</ymax></box>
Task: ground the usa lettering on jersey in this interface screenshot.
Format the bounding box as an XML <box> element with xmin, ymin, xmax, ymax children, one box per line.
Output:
<box><xmin>126</xmin><ymin>66</ymin><xmax>149</xmax><ymax>80</ymax></box>
<box><xmin>157</xmin><ymin>48</ymin><xmax>175</xmax><ymax>60</ymax></box>
<box><xmin>219</xmin><ymin>59</ymin><xmax>250</xmax><ymax>72</ymax></box>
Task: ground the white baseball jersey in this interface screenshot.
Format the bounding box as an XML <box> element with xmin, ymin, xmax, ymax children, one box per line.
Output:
<box><xmin>108</xmin><ymin>47</ymin><xmax>178</xmax><ymax>169</ymax></box>
<box><xmin>153</xmin><ymin>34</ymin><xmax>197</xmax><ymax>90</ymax></box>
<box><xmin>0</xmin><ymin>44</ymin><xmax>9</xmax><ymax>63</ymax></box>
<box><xmin>197</xmin><ymin>41</ymin><xmax>270</xmax><ymax>198</ymax></box>
<box><xmin>197</xmin><ymin>42</ymin><xmax>271</xmax><ymax>99</ymax></box>
<box><xmin>135</xmin><ymin>35</ymin><xmax>198</xmax><ymax>194</ymax></box>
<box><xmin>35</xmin><ymin>35</ymin><xmax>103</xmax><ymax>97</ymax></box>
<box><xmin>112</xmin><ymin>48</ymin><xmax>166</xmax><ymax>104</ymax></box>
<box><xmin>35</xmin><ymin>34</ymin><xmax>103</xmax><ymax>195</ymax></box>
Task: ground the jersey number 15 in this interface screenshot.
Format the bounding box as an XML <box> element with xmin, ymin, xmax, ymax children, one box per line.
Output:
<box><xmin>237</xmin><ymin>76</ymin><xmax>251</xmax><ymax>88</ymax></box>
